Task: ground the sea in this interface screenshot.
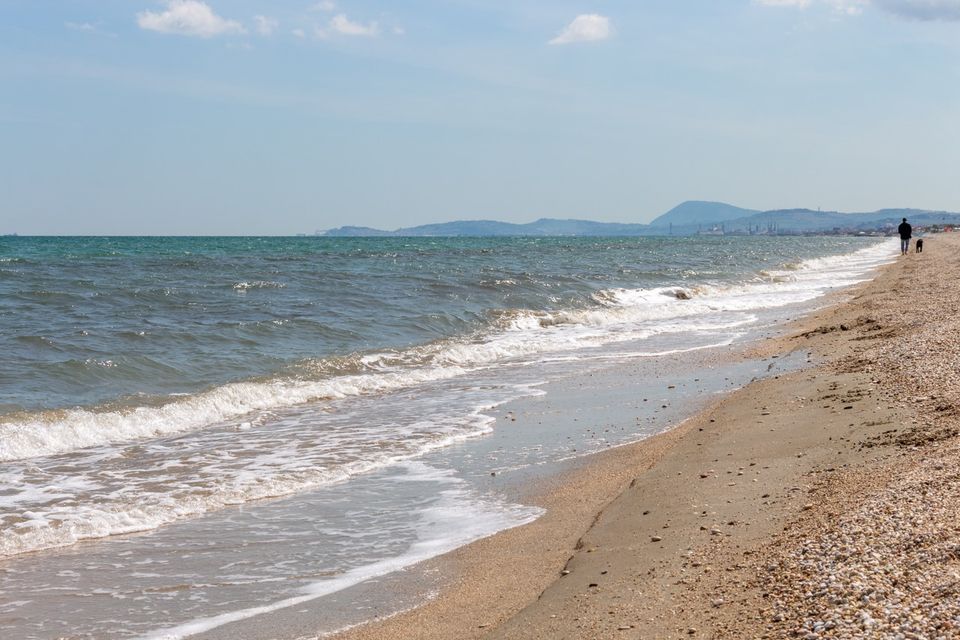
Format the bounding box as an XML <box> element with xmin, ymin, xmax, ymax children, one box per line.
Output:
<box><xmin>0</xmin><ymin>235</ymin><xmax>896</xmax><ymax>639</ymax></box>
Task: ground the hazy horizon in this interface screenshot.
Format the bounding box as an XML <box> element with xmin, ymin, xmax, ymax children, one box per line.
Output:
<box><xmin>3</xmin><ymin>198</ymin><xmax>953</xmax><ymax>237</ymax></box>
<box><xmin>3</xmin><ymin>1</ymin><xmax>959</xmax><ymax>235</ymax></box>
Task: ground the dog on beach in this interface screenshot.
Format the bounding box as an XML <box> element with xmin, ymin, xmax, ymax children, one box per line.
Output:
<box><xmin>916</xmin><ymin>238</ymin><xmax>924</xmax><ymax>253</ymax></box>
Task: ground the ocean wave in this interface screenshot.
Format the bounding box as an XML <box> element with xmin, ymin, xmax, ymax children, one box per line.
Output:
<box><xmin>0</xmin><ymin>419</ymin><xmax>502</xmax><ymax>558</ymax></box>
<box><xmin>0</xmin><ymin>239</ymin><xmax>897</xmax><ymax>462</ymax></box>
<box><xmin>0</xmin><ymin>302</ymin><xmax>752</xmax><ymax>463</ymax></box>
<box><xmin>135</xmin><ymin>462</ymin><xmax>541</xmax><ymax>640</ymax></box>
<box><xmin>233</xmin><ymin>281</ymin><xmax>286</xmax><ymax>290</ymax></box>
<box><xmin>0</xmin><ymin>363</ymin><xmax>473</xmax><ymax>462</ymax></box>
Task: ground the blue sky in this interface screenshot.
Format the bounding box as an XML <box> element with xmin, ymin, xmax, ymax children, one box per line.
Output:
<box><xmin>1</xmin><ymin>0</ymin><xmax>958</xmax><ymax>234</ymax></box>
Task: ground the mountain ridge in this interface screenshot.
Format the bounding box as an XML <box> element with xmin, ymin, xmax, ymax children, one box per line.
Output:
<box><xmin>320</xmin><ymin>201</ymin><xmax>960</xmax><ymax>237</ymax></box>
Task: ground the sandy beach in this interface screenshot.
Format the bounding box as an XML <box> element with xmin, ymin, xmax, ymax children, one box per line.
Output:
<box><xmin>322</xmin><ymin>234</ymin><xmax>959</xmax><ymax>640</ymax></box>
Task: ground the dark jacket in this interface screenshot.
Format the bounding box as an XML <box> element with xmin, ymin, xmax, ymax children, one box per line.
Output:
<box><xmin>898</xmin><ymin>222</ymin><xmax>912</xmax><ymax>239</ymax></box>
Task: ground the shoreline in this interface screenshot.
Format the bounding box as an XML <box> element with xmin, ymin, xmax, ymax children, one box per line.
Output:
<box><xmin>310</xmin><ymin>235</ymin><xmax>954</xmax><ymax>640</ymax></box>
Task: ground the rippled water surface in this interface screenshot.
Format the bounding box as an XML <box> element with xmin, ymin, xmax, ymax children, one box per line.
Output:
<box><xmin>2</xmin><ymin>235</ymin><xmax>887</xmax><ymax>415</ymax></box>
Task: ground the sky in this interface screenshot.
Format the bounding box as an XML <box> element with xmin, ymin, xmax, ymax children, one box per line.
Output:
<box><xmin>1</xmin><ymin>0</ymin><xmax>959</xmax><ymax>235</ymax></box>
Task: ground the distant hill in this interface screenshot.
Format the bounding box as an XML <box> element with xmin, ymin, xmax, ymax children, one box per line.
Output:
<box><xmin>322</xmin><ymin>226</ymin><xmax>395</xmax><ymax>237</ymax></box>
<box><xmin>647</xmin><ymin>201</ymin><xmax>761</xmax><ymax>228</ymax></box>
<box><xmin>319</xmin><ymin>202</ymin><xmax>960</xmax><ymax>237</ymax></box>
<box><xmin>323</xmin><ymin>218</ymin><xmax>650</xmax><ymax>237</ymax></box>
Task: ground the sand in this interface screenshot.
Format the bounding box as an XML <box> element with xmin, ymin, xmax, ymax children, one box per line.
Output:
<box><xmin>326</xmin><ymin>234</ymin><xmax>957</xmax><ymax>640</ymax></box>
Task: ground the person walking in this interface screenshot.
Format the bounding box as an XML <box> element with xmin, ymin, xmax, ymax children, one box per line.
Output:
<box><xmin>898</xmin><ymin>217</ymin><xmax>912</xmax><ymax>255</ymax></box>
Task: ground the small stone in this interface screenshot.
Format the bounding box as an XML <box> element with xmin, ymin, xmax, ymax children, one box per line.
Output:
<box><xmin>651</xmin><ymin>536</ymin><xmax>663</xmax><ymax>542</ymax></box>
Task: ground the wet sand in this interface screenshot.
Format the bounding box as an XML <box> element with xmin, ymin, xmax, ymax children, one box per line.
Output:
<box><xmin>287</xmin><ymin>235</ymin><xmax>952</xmax><ymax>640</ymax></box>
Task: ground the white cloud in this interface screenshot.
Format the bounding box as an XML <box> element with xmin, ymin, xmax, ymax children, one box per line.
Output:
<box><xmin>137</xmin><ymin>0</ymin><xmax>245</xmax><ymax>38</ymax></box>
<box><xmin>756</xmin><ymin>0</ymin><xmax>960</xmax><ymax>19</ymax></box>
<box><xmin>311</xmin><ymin>1</ymin><xmax>337</xmax><ymax>12</ymax></box>
<box><xmin>66</xmin><ymin>21</ymin><xmax>98</xmax><ymax>32</ymax></box>
<box><xmin>874</xmin><ymin>0</ymin><xmax>960</xmax><ymax>20</ymax></box>
<box><xmin>328</xmin><ymin>13</ymin><xmax>379</xmax><ymax>37</ymax></box>
<box><xmin>829</xmin><ymin>0</ymin><xmax>870</xmax><ymax>15</ymax></box>
<box><xmin>754</xmin><ymin>0</ymin><xmax>812</xmax><ymax>6</ymax></box>
<box><xmin>753</xmin><ymin>0</ymin><xmax>864</xmax><ymax>11</ymax></box>
<box><xmin>254</xmin><ymin>15</ymin><xmax>278</xmax><ymax>36</ymax></box>
<box><xmin>549</xmin><ymin>14</ymin><xmax>612</xmax><ymax>45</ymax></box>
<box><xmin>292</xmin><ymin>28</ymin><xmax>306</xmax><ymax>38</ymax></box>
<box><xmin>66</xmin><ymin>21</ymin><xmax>117</xmax><ymax>37</ymax></box>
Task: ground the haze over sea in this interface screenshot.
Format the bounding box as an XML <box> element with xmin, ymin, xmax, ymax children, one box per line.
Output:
<box><xmin>0</xmin><ymin>234</ymin><xmax>895</xmax><ymax>638</ymax></box>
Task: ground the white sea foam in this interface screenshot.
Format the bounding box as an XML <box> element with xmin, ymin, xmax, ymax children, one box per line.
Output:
<box><xmin>232</xmin><ymin>281</ymin><xmax>286</xmax><ymax>290</ymax></box>
<box><xmin>0</xmin><ymin>239</ymin><xmax>896</xmax><ymax>463</ymax></box>
<box><xmin>0</xmin><ymin>409</ymin><xmax>503</xmax><ymax>558</ymax></box>
<box><xmin>137</xmin><ymin>462</ymin><xmax>542</xmax><ymax>640</ymax></box>
<box><xmin>0</xmin><ymin>365</ymin><xmax>469</xmax><ymax>462</ymax></box>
